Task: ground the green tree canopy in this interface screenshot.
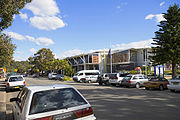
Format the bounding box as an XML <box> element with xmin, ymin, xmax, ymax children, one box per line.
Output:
<box><xmin>0</xmin><ymin>33</ymin><xmax>16</xmax><ymax>67</ymax></box>
<box><xmin>29</xmin><ymin>48</ymin><xmax>55</xmax><ymax>71</ymax></box>
<box><xmin>0</xmin><ymin>0</ymin><xmax>31</xmax><ymax>32</ymax></box>
<box><xmin>150</xmin><ymin>4</ymin><xmax>180</xmax><ymax>77</ymax></box>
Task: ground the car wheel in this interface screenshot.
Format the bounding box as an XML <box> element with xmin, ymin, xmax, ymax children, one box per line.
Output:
<box><xmin>105</xmin><ymin>81</ymin><xmax>110</xmax><ymax>86</ymax></box>
<box><xmin>145</xmin><ymin>87</ymin><xmax>149</xmax><ymax>90</ymax></box>
<box><xmin>170</xmin><ymin>89</ymin><xmax>175</xmax><ymax>92</ymax></box>
<box><xmin>159</xmin><ymin>85</ymin><xmax>164</xmax><ymax>91</ymax></box>
<box><xmin>6</xmin><ymin>88</ymin><xmax>10</xmax><ymax>92</ymax></box>
<box><xmin>99</xmin><ymin>82</ymin><xmax>102</xmax><ymax>85</ymax></box>
<box><xmin>136</xmin><ymin>83</ymin><xmax>140</xmax><ymax>88</ymax></box>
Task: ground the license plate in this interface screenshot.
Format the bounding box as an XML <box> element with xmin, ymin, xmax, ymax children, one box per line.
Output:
<box><xmin>14</xmin><ymin>86</ymin><xmax>19</xmax><ymax>88</ymax></box>
<box><xmin>173</xmin><ymin>82</ymin><xmax>178</xmax><ymax>85</ymax></box>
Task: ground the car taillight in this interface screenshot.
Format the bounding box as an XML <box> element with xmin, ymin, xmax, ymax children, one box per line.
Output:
<box><xmin>102</xmin><ymin>77</ymin><xmax>104</xmax><ymax>80</ymax></box>
<box><xmin>23</xmin><ymin>81</ymin><xmax>26</xmax><ymax>84</ymax></box>
<box><xmin>115</xmin><ymin>77</ymin><xmax>118</xmax><ymax>79</ymax></box>
<box><xmin>121</xmin><ymin>80</ymin><xmax>124</xmax><ymax>82</ymax></box>
<box><xmin>74</xmin><ymin>107</ymin><xmax>93</xmax><ymax>118</ymax></box>
<box><xmin>6</xmin><ymin>83</ymin><xmax>10</xmax><ymax>86</ymax></box>
<box><xmin>34</xmin><ymin>116</ymin><xmax>52</xmax><ymax>120</ymax></box>
<box><xmin>128</xmin><ymin>81</ymin><xmax>132</xmax><ymax>83</ymax></box>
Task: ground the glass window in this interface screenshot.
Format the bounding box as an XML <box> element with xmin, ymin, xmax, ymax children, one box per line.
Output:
<box><xmin>9</xmin><ymin>77</ymin><xmax>24</xmax><ymax>82</ymax></box>
<box><xmin>133</xmin><ymin>76</ymin><xmax>138</xmax><ymax>80</ymax></box>
<box><xmin>172</xmin><ymin>75</ymin><xmax>180</xmax><ymax>80</ymax></box>
<box><xmin>79</xmin><ymin>73</ymin><xmax>83</xmax><ymax>76</ymax></box>
<box><xmin>29</xmin><ymin>88</ymin><xmax>87</xmax><ymax>115</ymax></box>
<box><xmin>16</xmin><ymin>88</ymin><xmax>28</xmax><ymax>112</ymax></box>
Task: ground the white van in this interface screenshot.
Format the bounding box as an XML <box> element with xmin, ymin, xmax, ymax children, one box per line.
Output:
<box><xmin>73</xmin><ymin>70</ymin><xmax>100</xmax><ymax>83</ymax></box>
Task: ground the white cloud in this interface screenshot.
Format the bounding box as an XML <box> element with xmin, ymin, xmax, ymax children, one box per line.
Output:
<box><xmin>16</xmin><ymin>51</ymin><xmax>24</xmax><ymax>55</ymax></box>
<box><xmin>30</xmin><ymin>16</ymin><xmax>65</xmax><ymax>30</ymax></box>
<box><xmin>117</xmin><ymin>6</ymin><xmax>121</xmax><ymax>9</ymax></box>
<box><xmin>36</xmin><ymin>37</ymin><xmax>54</xmax><ymax>46</ymax></box>
<box><xmin>112</xmin><ymin>39</ymin><xmax>153</xmax><ymax>50</ymax></box>
<box><xmin>19</xmin><ymin>12</ymin><xmax>28</xmax><ymax>21</ymax></box>
<box><xmin>58</xmin><ymin>49</ymin><xmax>85</xmax><ymax>59</ymax></box>
<box><xmin>13</xmin><ymin>56</ymin><xmax>27</xmax><ymax>61</ymax></box>
<box><xmin>145</xmin><ymin>14</ymin><xmax>166</xmax><ymax>23</ymax></box>
<box><xmin>26</xmin><ymin>0</ymin><xmax>59</xmax><ymax>16</ymax></box>
<box><xmin>160</xmin><ymin>2</ymin><xmax>165</xmax><ymax>6</ymax></box>
<box><xmin>25</xmin><ymin>0</ymin><xmax>65</xmax><ymax>30</ymax></box>
<box><xmin>6</xmin><ymin>31</ymin><xmax>54</xmax><ymax>46</ymax></box>
<box><xmin>25</xmin><ymin>35</ymin><xmax>35</xmax><ymax>42</ymax></box>
<box><xmin>30</xmin><ymin>48</ymin><xmax>37</xmax><ymax>54</ymax></box>
<box><xmin>6</xmin><ymin>32</ymin><xmax>26</xmax><ymax>41</ymax></box>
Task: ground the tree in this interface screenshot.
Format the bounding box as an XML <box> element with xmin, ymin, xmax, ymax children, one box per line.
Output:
<box><xmin>0</xmin><ymin>33</ymin><xmax>16</xmax><ymax>67</ymax></box>
<box><xmin>0</xmin><ymin>0</ymin><xmax>31</xmax><ymax>32</ymax></box>
<box><xmin>53</xmin><ymin>59</ymin><xmax>74</xmax><ymax>76</ymax></box>
<box><xmin>150</xmin><ymin>4</ymin><xmax>180</xmax><ymax>77</ymax></box>
<box><xmin>29</xmin><ymin>48</ymin><xmax>55</xmax><ymax>72</ymax></box>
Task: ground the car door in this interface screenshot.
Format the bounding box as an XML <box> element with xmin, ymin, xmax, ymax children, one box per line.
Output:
<box><xmin>14</xmin><ymin>88</ymin><xmax>28</xmax><ymax>120</ymax></box>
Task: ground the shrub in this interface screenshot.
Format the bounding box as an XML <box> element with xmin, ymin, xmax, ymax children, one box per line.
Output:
<box><xmin>63</xmin><ymin>76</ymin><xmax>72</xmax><ymax>81</ymax></box>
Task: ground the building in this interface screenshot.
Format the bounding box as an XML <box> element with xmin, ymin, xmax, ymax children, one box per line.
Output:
<box><xmin>66</xmin><ymin>48</ymin><xmax>151</xmax><ymax>73</ymax></box>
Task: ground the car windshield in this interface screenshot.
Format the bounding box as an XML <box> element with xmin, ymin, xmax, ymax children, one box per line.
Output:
<box><xmin>172</xmin><ymin>75</ymin><xmax>180</xmax><ymax>80</ymax></box>
<box><xmin>149</xmin><ymin>78</ymin><xmax>159</xmax><ymax>81</ymax></box>
<box><xmin>109</xmin><ymin>74</ymin><xmax>117</xmax><ymax>78</ymax></box>
<box><xmin>29</xmin><ymin>88</ymin><xmax>88</xmax><ymax>115</ymax></box>
<box><xmin>123</xmin><ymin>76</ymin><xmax>132</xmax><ymax>81</ymax></box>
<box><xmin>9</xmin><ymin>77</ymin><xmax>23</xmax><ymax>82</ymax></box>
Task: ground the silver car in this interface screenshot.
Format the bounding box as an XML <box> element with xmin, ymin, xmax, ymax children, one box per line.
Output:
<box><xmin>121</xmin><ymin>74</ymin><xmax>148</xmax><ymax>88</ymax></box>
<box><xmin>11</xmin><ymin>84</ymin><xmax>96</xmax><ymax>120</ymax></box>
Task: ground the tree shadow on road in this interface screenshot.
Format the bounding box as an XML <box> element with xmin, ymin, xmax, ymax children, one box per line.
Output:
<box><xmin>78</xmin><ymin>86</ymin><xmax>180</xmax><ymax>120</ymax></box>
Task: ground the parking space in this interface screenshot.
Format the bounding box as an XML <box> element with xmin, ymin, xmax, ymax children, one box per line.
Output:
<box><xmin>3</xmin><ymin>77</ymin><xmax>180</xmax><ymax>120</ymax></box>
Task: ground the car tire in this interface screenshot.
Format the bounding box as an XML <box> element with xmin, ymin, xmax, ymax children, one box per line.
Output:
<box><xmin>136</xmin><ymin>83</ymin><xmax>140</xmax><ymax>88</ymax></box>
<box><xmin>170</xmin><ymin>89</ymin><xmax>175</xmax><ymax>92</ymax></box>
<box><xmin>145</xmin><ymin>87</ymin><xmax>149</xmax><ymax>90</ymax></box>
<box><xmin>99</xmin><ymin>82</ymin><xmax>102</xmax><ymax>85</ymax></box>
<box><xmin>6</xmin><ymin>88</ymin><xmax>10</xmax><ymax>92</ymax></box>
<box><xmin>159</xmin><ymin>85</ymin><xmax>164</xmax><ymax>91</ymax></box>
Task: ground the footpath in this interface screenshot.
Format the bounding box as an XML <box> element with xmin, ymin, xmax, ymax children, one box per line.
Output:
<box><xmin>0</xmin><ymin>78</ymin><xmax>6</xmax><ymax>120</ymax></box>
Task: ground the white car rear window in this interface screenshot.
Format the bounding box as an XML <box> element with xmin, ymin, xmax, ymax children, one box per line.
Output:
<box><xmin>9</xmin><ymin>77</ymin><xmax>23</xmax><ymax>82</ymax></box>
<box><xmin>29</xmin><ymin>88</ymin><xmax>87</xmax><ymax>115</ymax></box>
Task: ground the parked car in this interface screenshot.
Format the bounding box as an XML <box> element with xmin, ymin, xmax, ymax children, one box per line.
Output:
<box><xmin>168</xmin><ymin>75</ymin><xmax>180</xmax><ymax>92</ymax></box>
<box><xmin>121</xmin><ymin>74</ymin><xmax>148</xmax><ymax>88</ymax></box>
<box><xmin>10</xmin><ymin>84</ymin><xmax>96</xmax><ymax>120</ymax></box>
<box><xmin>98</xmin><ymin>73</ymin><xmax>110</xmax><ymax>85</ymax></box>
<box><xmin>109</xmin><ymin>73</ymin><xmax>129</xmax><ymax>86</ymax></box>
<box><xmin>143</xmin><ymin>77</ymin><xmax>169</xmax><ymax>90</ymax></box>
<box><xmin>33</xmin><ymin>73</ymin><xmax>39</xmax><ymax>78</ymax></box>
<box><xmin>48</xmin><ymin>73</ymin><xmax>64</xmax><ymax>80</ymax></box>
<box><xmin>73</xmin><ymin>70</ymin><xmax>100</xmax><ymax>83</ymax></box>
<box><xmin>5</xmin><ymin>73</ymin><xmax>17</xmax><ymax>81</ymax></box>
<box><xmin>6</xmin><ymin>75</ymin><xmax>26</xmax><ymax>92</ymax></box>
<box><xmin>55</xmin><ymin>74</ymin><xmax>65</xmax><ymax>80</ymax></box>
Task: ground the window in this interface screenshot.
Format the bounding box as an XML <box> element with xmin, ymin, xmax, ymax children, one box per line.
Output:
<box><xmin>85</xmin><ymin>72</ymin><xmax>99</xmax><ymax>75</ymax></box>
<box><xmin>79</xmin><ymin>73</ymin><xmax>83</xmax><ymax>76</ymax></box>
<box><xmin>29</xmin><ymin>88</ymin><xmax>87</xmax><ymax>115</ymax></box>
<box><xmin>133</xmin><ymin>76</ymin><xmax>138</xmax><ymax>80</ymax></box>
<box><xmin>16</xmin><ymin>88</ymin><xmax>28</xmax><ymax>112</ymax></box>
<box><xmin>9</xmin><ymin>77</ymin><xmax>23</xmax><ymax>82</ymax></box>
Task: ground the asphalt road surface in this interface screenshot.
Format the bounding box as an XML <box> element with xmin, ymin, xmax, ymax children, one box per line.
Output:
<box><xmin>5</xmin><ymin>77</ymin><xmax>180</xmax><ymax>120</ymax></box>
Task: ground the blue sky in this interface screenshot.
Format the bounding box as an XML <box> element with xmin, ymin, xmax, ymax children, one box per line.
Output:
<box><xmin>4</xmin><ymin>0</ymin><xmax>180</xmax><ymax>61</ymax></box>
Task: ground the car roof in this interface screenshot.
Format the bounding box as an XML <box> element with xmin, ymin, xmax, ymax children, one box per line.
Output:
<box><xmin>9</xmin><ymin>75</ymin><xmax>23</xmax><ymax>78</ymax></box>
<box><xmin>26</xmin><ymin>84</ymin><xmax>74</xmax><ymax>92</ymax></box>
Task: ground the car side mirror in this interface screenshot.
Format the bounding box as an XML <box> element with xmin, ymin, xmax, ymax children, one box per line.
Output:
<box><xmin>10</xmin><ymin>98</ymin><xmax>20</xmax><ymax>102</ymax></box>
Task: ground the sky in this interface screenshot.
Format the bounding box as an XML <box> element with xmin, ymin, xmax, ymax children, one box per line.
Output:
<box><xmin>4</xmin><ymin>0</ymin><xmax>180</xmax><ymax>61</ymax></box>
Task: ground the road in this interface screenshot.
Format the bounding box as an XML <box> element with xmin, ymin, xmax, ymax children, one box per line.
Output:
<box><xmin>4</xmin><ymin>77</ymin><xmax>180</xmax><ymax>120</ymax></box>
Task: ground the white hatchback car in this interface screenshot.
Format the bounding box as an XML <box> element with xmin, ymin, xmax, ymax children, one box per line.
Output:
<box><xmin>10</xmin><ymin>84</ymin><xmax>96</xmax><ymax>120</ymax></box>
<box><xmin>6</xmin><ymin>75</ymin><xmax>26</xmax><ymax>92</ymax></box>
<box><xmin>167</xmin><ymin>75</ymin><xmax>180</xmax><ymax>92</ymax></box>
